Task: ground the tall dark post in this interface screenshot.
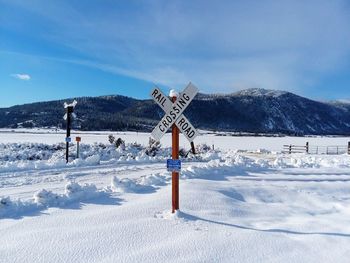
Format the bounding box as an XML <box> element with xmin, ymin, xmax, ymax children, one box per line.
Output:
<box><xmin>191</xmin><ymin>141</ymin><xmax>196</xmax><ymax>155</ymax></box>
<box><xmin>306</xmin><ymin>142</ymin><xmax>309</xmax><ymax>154</ymax></box>
<box><xmin>65</xmin><ymin>106</ymin><xmax>74</xmax><ymax>163</ymax></box>
<box><xmin>348</xmin><ymin>142</ymin><xmax>350</xmax><ymax>155</ymax></box>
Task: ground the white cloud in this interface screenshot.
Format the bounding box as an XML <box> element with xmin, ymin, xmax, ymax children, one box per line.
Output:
<box><xmin>4</xmin><ymin>0</ymin><xmax>350</xmax><ymax>94</ymax></box>
<box><xmin>11</xmin><ymin>74</ymin><xmax>31</xmax><ymax>81</ymax></box>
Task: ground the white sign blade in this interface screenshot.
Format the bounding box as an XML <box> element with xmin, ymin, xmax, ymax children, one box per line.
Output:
<box><xmin>150</xmin><ymin>87</ymin><xmax>172</xmax><ymax>111</ymax></box>
<box><xmin>151</xmin><ymin>115</ymin><xmax>199</xmax><ymax>142</ymax></box>
<box><xmin>175</xmin><ymin>115</ymin><xmax>199</xmax><ymax>142</ymax></box>
<box><xmin>151</xmin><ymin>123</ymin><xmax>165</xmax><ymax>142</ymax></box>
<box><xmin>180</xmin><ymin>83</ymin><xmax>199</xmax><ymax>101</ymax></box>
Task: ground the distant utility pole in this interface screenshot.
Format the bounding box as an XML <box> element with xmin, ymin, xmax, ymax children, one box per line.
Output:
<box><xmin>64</xmin><ymin>100</ymin><xmax>77</xmax><ymax>163</ymax></box>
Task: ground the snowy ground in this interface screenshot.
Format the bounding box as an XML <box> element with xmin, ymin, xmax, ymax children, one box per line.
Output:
<box><xmin>1</xmin><ymin>130</ymin><xmax>350</xmax><ymax>262</ymax></box>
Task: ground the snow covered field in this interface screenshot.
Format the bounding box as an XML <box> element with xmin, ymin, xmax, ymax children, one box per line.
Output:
<box><xmin>1</xmin><ymin>129</ymin><xmax>350</xmax><ymax>262</ymax></box>
<box><xmin>1</xmin><ymin>128</ymin><xmax>350</xmax><ymax>151</ymax></box>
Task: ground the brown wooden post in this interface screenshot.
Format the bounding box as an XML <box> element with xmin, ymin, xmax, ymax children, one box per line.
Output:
<box><xmin>191</xmin><ymin>141</ymin><xmax>196</xmax><ymax>154</ymax></box>
<box><xmin>76</xmin><ymin>137</ymin><xmax>81</xmax><ymax>158</ymax></box>
<box><xmin>171</xmin><ymin>96</ymin><xmax>180</xmax><ymax>213</ymax></box>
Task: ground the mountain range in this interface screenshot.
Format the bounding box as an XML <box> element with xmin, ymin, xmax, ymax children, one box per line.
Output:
<box><xmin>1</xmin><ymin>88</ymin><xmax>350</xmax><ymax>135</ymax></box>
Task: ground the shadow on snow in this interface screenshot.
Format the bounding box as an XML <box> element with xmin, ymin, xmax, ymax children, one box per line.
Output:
<box><xmin>178</xmin><ymin>211</ymin><xmax>350</xmax><ymax>238</ymax></box>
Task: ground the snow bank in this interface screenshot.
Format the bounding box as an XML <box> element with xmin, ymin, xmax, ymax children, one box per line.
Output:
<box><xmin>0</xmin><ymin>143</ymin><xmax>65</xmax><ymax>162</ymax></box>
<box><xmin>0</xmin><ymin>140</ymin><xmax>226</xmax><ymax>173</ymax></box>
<box><xmin>0</xmin><ymin>142</ymin><xmax>171</xmax><ymax>173</ymax></box>
<box><xmin>182</xmin><ymin>155</ymin><xmax>268</xmax><ymax>179</ymax></box>
<box><xmin>138</xmin><ymin>173</ymin><xmax>168</xmax><ymax>186</ymax></box>
<box><xmin>4</xmin><ymin>140</ymin><xmax>348</xmax><ymax>174</ymax></box>
<box><xmin>111</xmin><ymin>176</ymin><xmax>156</xmax><ymax>193</ymax></box>
<box><xmin>2</xmin><ymin>151</ymin><xmax>350</xmax><ymax>220</ymax></box>
<box><xmin>33</xmin><ymin>182</ymin><xmax>100</xmax><ymax>206</ymax></box>
<box><xmin>107</xmin><ymin>153</ymin><xmax>350</xmax><ymax>196</ymax></box>
<box><xmin>109</xmin><ymin>155</ymin><xmax>269</xmax><ymax>194</ymax></box>
<box><xmin>0</xmin><ymin>197</ymin><xmax>38</xmax><ymax>219</ymax></box>
<box><xmin>0</xmin><ymin>182</ymin><xmax>103</xmax><ymax>219</ymax></box>
<box><xmin>273</xmin><ymin>155</ymin><xmax>350</xmax><ymax>168</ymax></box>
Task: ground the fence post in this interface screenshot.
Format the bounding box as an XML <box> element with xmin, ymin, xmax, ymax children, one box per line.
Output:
<box><xmin>348</xmin><ymin>142</ymin><xmax>350</xmax><ymax>155</ymax></box>
<box><xmin>288</xmin><ymin>145</ymin><xmax>291</xmax><ymax>154</ymax></box>
<box><xmin>306</xmin><ymin>142</ymin><xmax>309</xmax><ymax>154</ymax></box>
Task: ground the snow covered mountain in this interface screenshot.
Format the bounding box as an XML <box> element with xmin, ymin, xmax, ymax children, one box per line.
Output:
<box><xmin>188</xmin><ymin>88</ymin><xmax>350</xmax><ymax>135</ymax></box>
<box><xmin>1</xmin><ymin>88</ymin><xmax>350</xmax><ymax>135</ymax></box>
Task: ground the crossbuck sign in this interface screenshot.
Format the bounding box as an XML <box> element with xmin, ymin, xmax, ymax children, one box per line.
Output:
<box><xmin>150</xmin><ymin>83</ymin><xmax>199</xmax><ymax>142</ymax></box>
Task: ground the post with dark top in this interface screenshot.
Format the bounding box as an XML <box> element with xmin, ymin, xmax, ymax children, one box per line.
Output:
<box><xmin>64</xmin><ymin>100</ymin><xmax>77</xmax><ymax>163</ymax></box>
<box><xmin>65</xmin><ymin>106</ymin><xmax>74</xmax><ymax>163</ymax></box>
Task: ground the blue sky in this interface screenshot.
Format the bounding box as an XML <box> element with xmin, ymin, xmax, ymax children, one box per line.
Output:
<box><xmin>1</xmin><ymin>0</ymin><xmax>350</xmax><ymax>107</ymax></box>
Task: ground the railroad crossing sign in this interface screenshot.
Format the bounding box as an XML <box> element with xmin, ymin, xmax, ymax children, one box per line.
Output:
<box><xmin>150</xmin><ymin>83</ymin><xmax>199</xmax><ymax>142</ymax></box>
<box><xmin>150</xmin><ymin>82</ymin><xmax>199</xmax><ymax>213</ymax></box>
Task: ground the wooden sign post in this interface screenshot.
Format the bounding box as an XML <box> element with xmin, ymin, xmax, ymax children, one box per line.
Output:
<box><xmin>150</xmin><ymin>83</ymin><xmax>199</xmax><ymax>213</ymax></box>
<box><xmin>76</xmin><ymin>136</ymin><xmax>81</xmax><ymax>158</ymax></box>
<box><xmin>171</xmin><ymin>96</ymin><xmax>180</xmax><ymax>212</ymax></box>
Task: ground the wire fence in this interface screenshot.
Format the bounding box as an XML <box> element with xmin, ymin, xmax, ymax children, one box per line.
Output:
<box><xmin>308</xmin><ymin>145</ymin><xmax>348</xmax><ymax>155</ymax></box>
<box><xmin>283</xmin><ymin>142</ymin><xmax>350</xmax><ymax>155</ymax></box>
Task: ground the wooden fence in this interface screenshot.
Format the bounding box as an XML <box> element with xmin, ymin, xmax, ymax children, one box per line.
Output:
<box><xmin>283</xmin><ymin>142</ymin><xmax>350</xmax><ymax>155</ymax></box>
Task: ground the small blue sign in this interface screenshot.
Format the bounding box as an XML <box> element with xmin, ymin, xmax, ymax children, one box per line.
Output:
<box><xmin>65</xmin><ymin>137</ymin><xmax>71</xmax><ymax>143</ymax></box>
<box><xmin>167</xmin><ymin>159</ymin><xmax>181</xmax><ymax>172</ymax></box>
